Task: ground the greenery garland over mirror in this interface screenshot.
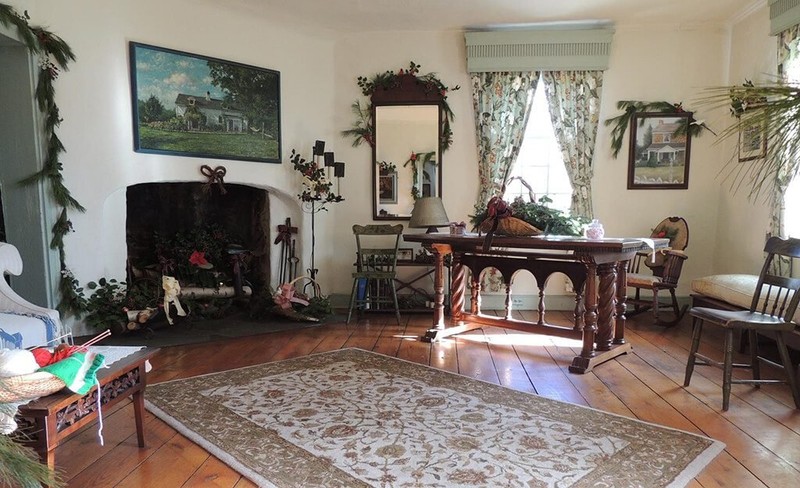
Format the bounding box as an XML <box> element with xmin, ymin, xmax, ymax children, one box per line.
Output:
<box><xmin>341</xmin><ymin>61</ymin><xmax>460</xmax><ymax>150</ymax></box>
<box><xmin>0</xmin><ymin>4</ymin><xmax>84</xmax><ymax>315</ymax></box>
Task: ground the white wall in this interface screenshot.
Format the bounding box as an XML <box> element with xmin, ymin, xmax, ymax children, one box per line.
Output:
<box><xmin>9</xmin><ymin>0</ymin><xmax>337</xmax><ymax>334</ymax></box>
<box><xmin>5</xmin><ymin>1</ymin><xmax>779</xmax><ymax>334</ymax></box>
<box><xmin>592</xmin><ymin>23</ymin><xmax>732</xmax><ymax>295</ymax></box>
<box><xmin>716</xmin><ymin>6</ymin><xmax>776</xmax><ymax>273</ymax></box>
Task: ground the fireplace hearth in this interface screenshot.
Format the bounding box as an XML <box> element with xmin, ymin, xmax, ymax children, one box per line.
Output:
<box><xmin>126</xmin><ymin>182</ymin><xmax>270</xmax><ymax>295</ymax></box>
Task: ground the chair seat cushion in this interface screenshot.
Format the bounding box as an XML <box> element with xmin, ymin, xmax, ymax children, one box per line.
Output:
<box><xmin>691</xmin><ymin>274</ymin><xmax>757</xmax><ymax>309</ymax></box>
<box><xmin>691</xmin><ymin>274</ymin><xmax>800</xmax><ymax>323</ymax></box>
<box><xmin>627</xmin><ymin>273</ymin><xmax>663</xmax><ymax>287</ymax></box>
<box><xmin>690</xmin><ymin>306</ymin><xmax>796</xmax><ymax>331</ymax></box>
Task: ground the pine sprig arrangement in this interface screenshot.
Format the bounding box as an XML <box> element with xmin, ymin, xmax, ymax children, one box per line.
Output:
<box><xmin>604</xmin><ymin>100</ymin><xmax>713</xmax><ymax>158</ymax></box>
<box><xmin>0</xmin><ymin>3</ymin><xmax>84</xmax><ymax>315</ymax></box>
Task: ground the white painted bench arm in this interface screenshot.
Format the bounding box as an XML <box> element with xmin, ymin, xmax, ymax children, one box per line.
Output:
<box><xmin>0</xmin><ymin>243</ymin><xmax>66</xmax><ymax>343</ymax></box>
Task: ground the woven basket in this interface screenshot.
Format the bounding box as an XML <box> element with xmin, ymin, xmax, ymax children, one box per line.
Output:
<box><xmin>479</xmin><ymin>216</ymin><xmax>542</xmax><ymax>237</ymax></box>
<box><xmin>0</xmin><ymin>372</ymin><xmax>65</xmax><ymax>403</ymax></box>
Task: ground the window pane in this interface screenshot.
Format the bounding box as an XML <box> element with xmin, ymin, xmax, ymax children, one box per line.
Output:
<box><xmin>505</xmin><ymin>78</ymin><xmax>572</xmax><ymax>213</ymax></box>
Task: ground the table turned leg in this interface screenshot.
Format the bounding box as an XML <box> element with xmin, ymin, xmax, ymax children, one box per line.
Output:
<box><xmin>580</xmin><ymin>261</ymin><xmax>598</xmax><ymax>357</ymax></box>
<box><xmin>595</xmin><ymin>263</ymin><xmax>617</xmax><ymax>351</ymax></box>
<box><xmin>450</xmin><ymin>253</ymin><xmax>465</xmax><ymax>323</ymax></box>
<box><xmin>614</xmin><ymin>261</ymin><xmax>629</xmax><ymax>344</ymax></box>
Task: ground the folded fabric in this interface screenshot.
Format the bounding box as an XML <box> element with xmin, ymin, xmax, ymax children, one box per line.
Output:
<box><xmin>38</xmin><ymin>351</ymin><xmax>105</xmax><ymax>395</ymax></box>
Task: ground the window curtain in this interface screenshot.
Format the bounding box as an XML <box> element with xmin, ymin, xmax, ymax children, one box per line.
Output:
<box><xmin>540</xmin><ymin>70</ymin><xmax>603</xmax><ymax>219</ymax></box>
<box><xmin>471</xmin><ymin>72</ymin><xmax>539</xmax><ymax>208</ymax></box>
<box><xmin>770</xmin><ymin>25</ymin><xmax>800</xmax><ymax>275</ymax></box>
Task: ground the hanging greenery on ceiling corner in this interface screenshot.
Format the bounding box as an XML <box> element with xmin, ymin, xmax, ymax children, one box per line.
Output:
<box><xmin>604</xmin><ymin>100</ymin><xmax>714</xmax><ymax>158</ymax></box>
<box><xmin>0</xmin><ymin>3</ymin><xmax>86</xmax><ymax>314</ymax></box>
<box><xmin>341</xmin><ymin>61</ymin><xmax>460</xmax><ymax>150</ymax></box>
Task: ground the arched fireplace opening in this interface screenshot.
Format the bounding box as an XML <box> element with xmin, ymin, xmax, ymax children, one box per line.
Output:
<box><xmin>125</xmin><ymin>182</ymin><xmax>270</xmax><ymax>304</ymax></box>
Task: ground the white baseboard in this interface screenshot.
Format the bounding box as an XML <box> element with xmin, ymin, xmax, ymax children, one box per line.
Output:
<box><xmin>330</xmin><ymin>293</ymin><xmax>691</xmax><ymax>311</ymax></box>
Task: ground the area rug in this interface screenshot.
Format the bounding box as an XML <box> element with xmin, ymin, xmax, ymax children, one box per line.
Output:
<box><xmin>144</xmin><ymin>348</ymin><xmax>725</xmax><ymax>488</ymax></box>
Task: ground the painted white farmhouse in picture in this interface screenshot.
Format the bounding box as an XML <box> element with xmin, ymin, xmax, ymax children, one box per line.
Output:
<box><xmin>174</xmin><ymin>91</ymin><xmax>248</xmax><ymax>132</ymax></box>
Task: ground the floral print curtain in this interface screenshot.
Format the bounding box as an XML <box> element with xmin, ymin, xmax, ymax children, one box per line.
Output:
<box><xmin>770</xmin><ymin>25</ymin><xmax>800</xmax><ymax>275</ymax></box>
<box><xmin>471</xmin><ymin>72</ymin><xmax>539</xmax><ymax>207</ymax></box>
<box><xmin>540</xmin><ymin>71</ymin><xmax>603</xmax><ymax>219</ymax></box>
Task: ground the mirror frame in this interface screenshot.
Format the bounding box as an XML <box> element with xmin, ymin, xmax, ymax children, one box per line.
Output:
<box><xmin>371</xmin><ymin>74</ymin><xmax>445</xmax><ymax>221</ymax></box>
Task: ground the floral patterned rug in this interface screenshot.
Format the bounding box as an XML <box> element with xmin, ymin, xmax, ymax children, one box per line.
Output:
<box><xmin>145</xmin><ymin>348</ymin><xmax>724</xmax><ymax>488</ymax></box>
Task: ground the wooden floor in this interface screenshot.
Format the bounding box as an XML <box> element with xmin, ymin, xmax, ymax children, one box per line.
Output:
<box><xmin>52</xmin><ymin>310</ymin><xmax>800</xmax><ymax>487</ymax></box>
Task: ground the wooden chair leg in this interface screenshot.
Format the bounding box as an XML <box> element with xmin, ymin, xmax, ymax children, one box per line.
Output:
<box><xmin>684</xmin><ymin>317</ymin><xmax>703</xmax><ymax>386</ymax></box>
<box><xmin>346</xmin><ymin>279</ymin><xmax>358</xmax><ymax>324</ymax></box>
<box><xmin>389</xmin><ymin>279</ymin><xmax>401</xmax><ymax>326</ymax></box>
<box><xmin>775</xmin><ymin>332</ymin><xmax>800</xmax><ymax>409</ymax></box>
<box><xmin>722</xmin><ymin>328</ymin><xmax>734</xmax><ymax>411</ymax></box>
<box><xmin>651</xmin><ymin>288</ymin><xmax>660</xmax><ymax>323</ymax></box>
<box><xmin>748</xmin><ymin>329</ymin><xmax>761</xmax><ymax>381</ymax></box>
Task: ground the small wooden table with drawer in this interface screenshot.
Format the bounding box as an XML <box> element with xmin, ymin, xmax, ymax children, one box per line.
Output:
<box><xmin>15</xmin><ymin>347</ymin><xmax>158</xmax><ymax>469</ymax></box>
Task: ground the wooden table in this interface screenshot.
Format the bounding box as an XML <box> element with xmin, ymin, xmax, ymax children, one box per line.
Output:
<box><xmin>402</xmin><ymin>233</ymin><xmax>665</xmax><ymax>374</ymax></box>
<box><xmin>15</xmin><ymin>347</ymin><xmax>158</xmax><ymax>469</ymax></box>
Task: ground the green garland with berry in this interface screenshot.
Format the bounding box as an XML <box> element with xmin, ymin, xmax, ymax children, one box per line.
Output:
<box><xmin>0</xmin><ymin>4</ymin><xmax>85</xmax><ymax>315</ymax></box>
<box><xmin>341</xmin><ymin>61</ymin><xmax>460</xmax><ymax>151</ymax></box>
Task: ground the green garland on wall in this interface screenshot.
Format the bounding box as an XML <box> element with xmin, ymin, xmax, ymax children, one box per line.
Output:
<box><xmin>604</xmin><ymin>100</ymin><xmax>714</xmax><ymax>158</ymax></box>
<box><xmin>0</xmin><ymin>4</ymin><xmax>85</xmax><ymax>314</ymax></box>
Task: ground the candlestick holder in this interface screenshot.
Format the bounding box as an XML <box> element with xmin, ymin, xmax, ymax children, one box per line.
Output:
<box><xmin>289</xmin><ymin>143</ymin><xmax>345</xmax><ymax>296</ymax></box>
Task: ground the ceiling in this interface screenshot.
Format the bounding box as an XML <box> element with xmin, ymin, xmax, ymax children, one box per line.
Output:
<box><xmin>209</xmin><ymin>0</ymin><xmax>763</xmax><ymax>33</ymax></box>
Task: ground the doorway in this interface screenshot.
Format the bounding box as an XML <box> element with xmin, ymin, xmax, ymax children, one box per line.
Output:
<box><xmin>0</xmin><ymin>27</ymin><xmax>59</xmax><ymax>307</ymax></box>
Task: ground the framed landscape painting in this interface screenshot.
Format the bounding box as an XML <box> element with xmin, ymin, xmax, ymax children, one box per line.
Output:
<box><xmin>129</xmin><ymin>42</ymin><xmax>281</xmax><ymax>163</ymax></box>
<box><xmin>627</xmin><ymin>112</ymin><xmax>692</xmax><ymax>190</ymax></box>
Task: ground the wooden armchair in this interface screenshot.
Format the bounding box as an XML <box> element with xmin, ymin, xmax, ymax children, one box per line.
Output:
<box><xmin>626</xmin><ymin>217</ymin><xmax>689</xmax><ymax>326</ymax></box>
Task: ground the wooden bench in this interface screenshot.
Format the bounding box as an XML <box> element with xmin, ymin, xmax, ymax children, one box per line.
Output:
<box><xmin>15</xmin><ymin>348</ymin><xmax>157</xmax><ymax>469</ymax></box>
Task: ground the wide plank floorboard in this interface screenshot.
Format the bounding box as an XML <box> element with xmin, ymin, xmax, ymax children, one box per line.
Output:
<box><xmin>52</xmin><ymin>311</ymin><xmax>800</xmax><ymax>487</ymax></box>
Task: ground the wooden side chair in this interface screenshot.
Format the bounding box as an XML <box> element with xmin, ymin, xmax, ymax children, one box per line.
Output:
<box><xmin>683</xmin><ymin>236</ymin><xmax>800</xmax><ymax>411</ymax></box>
<box><xmin>346</xmin><ymin>224</ymin><xmax>404</xmax><ymax>325</ymax></box>
<box><xmin>626</xmin><ymin>216</ymin><xmax>689</xmax><ymax>326</ymax></box>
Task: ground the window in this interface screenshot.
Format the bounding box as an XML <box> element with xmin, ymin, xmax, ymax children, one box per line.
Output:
<box><xmin>503</xmin><ymin>79</ymin><xmax>572</xmax><ymax>213</ymax></box>
<box><xmin>782</xmin><ymin>50</ymin><xmax>800</xmax><ymax>238</ymax></box>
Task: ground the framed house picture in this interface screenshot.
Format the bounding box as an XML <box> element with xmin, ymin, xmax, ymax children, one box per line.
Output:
<box><xmin>379</xmin><ymin>171</ymin><xmax>398</xmax><ymax>204</ymax></box>
<box><xmin>397</xmin><ymin>248</ymin><xmax>413</xmax><ymax>261</ymax></box>
<box><xmin>627</xmin><ymin>112</ymin><xmax>692</xmax><ymax>190</ymax></box>
<box><xmin>129</xmin><ymin>42</ymin><xmax>281</xmax><ymax>163</ymax></box>
<box><xmin>738</xmin><ymin>123</ymin><xmax>766</xmax><ymax>162</ymax></box>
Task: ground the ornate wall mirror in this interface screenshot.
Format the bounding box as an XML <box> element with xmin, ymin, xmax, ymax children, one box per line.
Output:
<box><xmin>371</xmin><ymin>73</ymin><xmax>446</xmax><ymax>220</ymax></box>
<box><xmin>373</xmin><ymin>101</ymin><xmax>441</xmax><ymax>219</ymax></box>
<box><xmin>342</xmin><ymin>62</ymin><xmax>458</xmax><ymax>221</ymax></box>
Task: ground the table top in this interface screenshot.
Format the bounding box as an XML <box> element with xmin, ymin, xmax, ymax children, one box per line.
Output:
<box><xmin>403</xmin><ymin>232</ymin><xmax>668</xmax><ymax>254</ymax></box>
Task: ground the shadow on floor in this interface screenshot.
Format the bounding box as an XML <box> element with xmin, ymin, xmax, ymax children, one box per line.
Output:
<box><xmin>76</xmin><ymin>310</ymin><xmax>338</xmax><ymax>348</ymax></box>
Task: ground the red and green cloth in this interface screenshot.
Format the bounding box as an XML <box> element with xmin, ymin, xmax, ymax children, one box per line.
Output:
<box><xmin>36</xmin><ymin>349</ymin><xmax>105</xmax><ymax>395</ymax></box>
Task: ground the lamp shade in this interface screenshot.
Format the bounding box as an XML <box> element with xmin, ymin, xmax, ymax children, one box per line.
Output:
<box><xmin>409</xmin><ymin>197</ymin><xmax>449</xmax><ymax>233</ymax></box>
